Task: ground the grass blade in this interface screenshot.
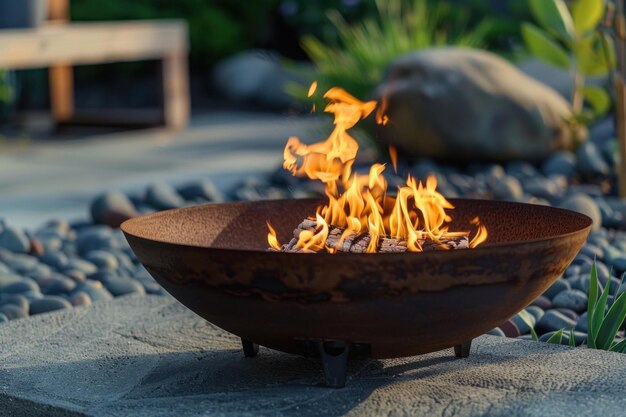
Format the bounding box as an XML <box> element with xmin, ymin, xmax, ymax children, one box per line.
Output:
<box><xmin>596</xmin><ymin>292</ymin><xmax>626</xmax><ymax>349</ymax></box>
<box><xmin>569</xmin><ymin>328</ymin><xmax>576</xmax><ymax>347</ymax></box>
<box><xmin>609</xmin><ymin>339</ymin><xmax>626</xmax><ymax>353</ymax></box>
<box><xmin>587</xmin><ymin>260</ymin><xmax>599</xmax><ymax>348</ymax></box>
<box><xmin>591</xmin><ymin>262</ymin><xmax>611</xmax><ymax>345</ymax></box>
<box><xmin>546</xmin><ymin>329</ymin><xmax>564</xmax><ymax>344</ymax></box>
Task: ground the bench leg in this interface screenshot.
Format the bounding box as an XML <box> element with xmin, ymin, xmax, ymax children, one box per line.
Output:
<box><xmin>49</xmin><ymin>64</ymin><xmax>74</xmax><ymax>124</ymax></box>
<box><xmin>161</xmin><ymin>52</ymin><xmax>189</xmax><ymax>130</ymax></box>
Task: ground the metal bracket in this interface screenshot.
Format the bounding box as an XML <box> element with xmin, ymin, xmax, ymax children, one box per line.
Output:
<box><xmin>454</xmin><ymin>340</ymin><xmax>472</xmax><ymax>358</ymax></box>
<box><xmin>318</xmin><ymin>340</ymin><xmax>349</xmax><ymax>388</ymax></box>
<box><xmin>241</xmin><ymin>339</ymin><xmax>259</xmax><ymax>358</ymax></box>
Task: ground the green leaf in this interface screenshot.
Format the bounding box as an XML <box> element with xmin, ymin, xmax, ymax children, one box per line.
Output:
<box><xmin>569</xmin><ymin>328</ymin><xmax>576</xmax><ymax>347</ymax></box>
<box><xmin>591</xmin><ymin>261</ymin><xmax>611</xmax><ymax>345</ymax></box>
<box><xmin>521</xmin><ymin>23</ymin><xmax>571</xmax><ymax>69</ymax></box>
<box><xmin>529</xmin><ymin>0</ymin><xmax>574</xmax><ymax>42</ymax></box>
<box><xmin>609</xmin><ymin>339</ymin><xmax>626</xmax><ymax>353</ymax></box>
<box><xmin>582</xmin><ymin>86</ymin><xmax>611</xmax><ymax>116</ymax></box>
<box><xmin>546</xmin><ymin>329</ymin><xmax>564</xmax><ymax>344</ymax></box>
<box><xmin>587</xmin><ymin>260</ymin><xmax>599</xmax><ymax>348</ymax></box>
<box><xmin>572</xmin><ymin>0</ymin><xmax>605</xmax><ymax>33</ymax></box>
<box><xmin>578</xmin><ymin>33</ymin><xmax>616</xmax><ymax>76</ymax></box>
<box><xmin>518</xmin><ymin>310</ymin><xmax>539</xmax><ymax>341</ymax></box>
<box><xmin>596</xmin><ymin>292</ymin><xmax>626</xmax><ymax>349</ymax></box>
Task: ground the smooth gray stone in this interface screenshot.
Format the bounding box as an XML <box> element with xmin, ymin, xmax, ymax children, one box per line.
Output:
<box><xmin>38</xmin><ymin>250</ymin><xmax>69</xmax><ymax>270</ymax></box>
<box><xmin>85</xmin><ymin>250</ymin><xmax>119</xmax><ymax>271</ymax></box>
<box><xmin>145</xmin><ymin>182</ymin><xmax>185</xmax><ymax>210</ymax></box>
<box><xmin>69</xmin><ymin>291</ymin><xmax>92</xmax><ymax>307</ymax></box>
<box><xmin>525</xmin><ymin>305</ymin><xmax>544</xmax><ymax>322</ymax></box>
<box><xmin>40</xmin><ymin>274</ymin><xmax>76</xmax><ymax>295</ymax></box>
<box><xmin>492</xmin><ymin>175</ymin><xmax>523</xmax><ymax>201</ymax></box>
<box><xmin>559</xmin><ymin>194</ymin><xmax>602</xmax><ymax>231</ymax></box>
<box><xmin>5</xmin><ymin>254</ymin><xmax>38</xmax><ymax>273</ymax></box>
<box><xmin>90</xmin><ymin>191</ymin><xmax>138</xmax><ymax>228</ymax></box>
<box><xmin>0</xmin><ymin>312</ymin><xmax>7</xmax><ymax>323</ymax></box>
<box><xmin>29</xmin><ymin>296</ymin><xmax>72</xmax><ymax>315</ymax></box>
<box><xmin>103</xmin><ymin>277</ymin><xmax>145</xmax><ymax>297</ymax></box>
<box><xmin>0</xmin><ymin>302</ymin><xmax>27</xmax><ymax>320</ymax></box>
<box><xmin>0</xmin><ymin>278</ymin><xmax>39</xmax><ymax>294</ymax></box>
<box><xmin>577</xmin><ymin>141</ymin><xmax>610</xmax><ymax>176</ymax></box>
<box><xmin>3</xmin><ymin>296</ymin><xmax>626</xmax><ymax>416</ymax></box>
<box><xmin>543</xmin><ymin>278</ymin><xmax>570</xmax><ymax>300</ymax></box>
<box><xmin>511</xmin><ymin>311</ymin><xmax>535</xmax><ymax>335</ymax></box>
<box><xmin>0</xmin><ymin>226</ymin><xmax>30</xmax><ymax>253</ymax></box>
<box><xmin>576</xmin><ymin>312</ymin><xmax>589</xmax><ymax>333</ymax></box>
<box><xmin>486</xmin><ymin>327</ymin><xmax>505</xmax><ymax>337</ymax></box>
<box><xmin>63</xmin><ymin>259</ymin><xmax>98</xmax><ymax>276</ymax></box>
<box><xmin>76</xmin><ymin>227</ymin><xmax>117</xmax><ymax>255</ymax></box>
<box><xmin>177</xmin><ymin>180</ymin><xmax>225</xmax><ymax>203</ymax></box>
<box><xmin>70</xmin><ymin>281</ymin><xmax>113</xmax><ymax>302</ymax></box>
<box><xmin>542</xmin><ymin>151</ymin><xmax>576</xmax><ymax>177</ymax></box>
<box><xmin>552</xmin><ymin>290</ymin><xmax>588</xmax><ymax>313</ymax></box>
<box><xmin>537</xmin><ymin>310</ymin><xmax>577</xmax><ymax>333</ymax></box>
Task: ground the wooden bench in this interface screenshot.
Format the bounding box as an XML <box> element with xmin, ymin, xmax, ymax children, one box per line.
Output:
<box><xmin>0</xmin><ymin>0</ymin><xmax>189</xmax><ymax>129</ymax></box>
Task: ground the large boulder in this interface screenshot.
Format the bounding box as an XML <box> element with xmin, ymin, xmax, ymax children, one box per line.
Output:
<box><xmin>374</xmin><ymin>48</ymin><xmax>584</xmax><ymax>161</ymax></box>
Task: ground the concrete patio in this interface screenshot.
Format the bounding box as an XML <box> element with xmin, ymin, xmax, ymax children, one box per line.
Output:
<box><xmin>0</xmin><ymin>111</ymin><xmax>324</xmax><ymax>228</ymax></box>
<box><xmin>1</xmin><ymin>294</ymin><xmax>625</xmax><ymax>417</ymax></box>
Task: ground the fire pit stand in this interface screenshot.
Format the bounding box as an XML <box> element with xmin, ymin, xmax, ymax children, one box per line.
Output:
<box><xmin>241</xmin><ymin>337</ymin><xmax>473</xmax><ymax>388</ymax></box>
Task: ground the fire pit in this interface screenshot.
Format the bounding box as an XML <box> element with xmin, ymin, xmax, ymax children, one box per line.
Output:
<box><xmin>122</xmin><ymin>198</ymin><xmax>590</xmax><ymax>387</ymax></box>
<box><xmin>122</xmin><ymin>85</ymin><xmax>591</xmax><ymax>387</ymax></box>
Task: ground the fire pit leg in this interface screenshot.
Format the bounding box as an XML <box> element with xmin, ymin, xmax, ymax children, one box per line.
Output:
<box><xmin>241</xmin><ymin>339</ymin><xmax>259</xmax><ymax>358</ymax></box>
<box><xmin>318</xmin><ymin>340</ymin><xmax>349</xmax><ymax>388</ymax></box>
<box><xmin>454</xmin><ymin>340</ymin><xmax>472</xmax><ymax>358</ymax></box>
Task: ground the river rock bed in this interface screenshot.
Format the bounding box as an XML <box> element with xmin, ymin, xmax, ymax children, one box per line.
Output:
<box><xmin>0</xmin><ymin>124</ymin><xmax>624</xmax><ymax>346</ymax></box>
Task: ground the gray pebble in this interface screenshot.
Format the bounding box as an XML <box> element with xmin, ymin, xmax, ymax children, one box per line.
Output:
<box><xmin>64</xmin><ymin>258</ymin><xmax>98</xmax><ymax>276</ymax></box>
<box><xmin>576</xmin><ymin>312</ymin><xmax>588</xmax><ymax>333</ymax></box>
<box><xmin>552</xmin><ymin>289</ymin><xmax>588</xmax><ymax>312</ymax></box>
<box><xmin>576</xmin><ymin>141</ymin><xmax>610</xmax><ymax>176</ymax></box>
<box><xmin>71</xmin><ymin>281</ymin><xmax>113</xmax><ymax>302</ymax></box>
<box><xmin>0</xmin><ymin>226</ymin><xmax>30</xmax><ymax>253</ymax></box>
<box><xmin>29</xmin><ymin>296</ymin><xmax>72</xmax><ymax>315</ymax></box>
<box><xmin>536</xmin><ymin>310</ymin><xmax>577</xmax><ymax>333</ymax></box>
<box><xmin>0</xmin><ymin>279</ymin><xmax>39</xmax><ymax>295</ymax></box>
<box><xmin>543</xmin><ymin>279</ymin><xmax>570</xmax><ymax>300</ymax></box>
<box><xmin>85</xmin><ymin>250</ymin><xmax>119</xmax><ymax>271</ymax></box>
<box><xmin>0</xmin><ymin>303</ymin><xmax>27</xmax><ymax>320</ymax></box>
<box><xmin>542</xmin><ymin>151</ymin><xmax>576</xmax><ymax>177</ymax></box>
<box><xmin>525</xmin><ymin>305</ymin><xmax>545</xmax><ymax>321</ymax></box>
<box><xmin>559</xmin><ymin>194</ymin><xmax>602</xmax><ymax>231</ymax></box>
<box><xmin>69</xmin><ymin>291</ymin><xmax>92</xmax><ymax>307</ymax></box>
<box><xmin>90</xmin><ymin>191</ymin><xmax>138</xmax><ymax>228</ymax></box>
<box><xmin>0</xmin><ymin>312</ymin><xmax>7</xmax><ymax>323</ymax></box>
<box><xmin>103</xmin><ymin>276</ymin><xmax>146</xmax><ymax>297</ymax></box>
<box><xmin>38</xmin><ymin>250</ymin><xmax>69</xmax><ymax>270</ymax></box>
<box><xmin>492</xmin><ymin>176</ymin><xmax>523</xmax><ymax>201</ymax></box>
<box><xmin>145</xmin><ymin>183</ymin><xmax>186</xmax><ymax>210</ymax></box>
<box><xmin>486</xmin><ymin>327</ymin><xmax>506</xmax><ymax>337</ymax></box>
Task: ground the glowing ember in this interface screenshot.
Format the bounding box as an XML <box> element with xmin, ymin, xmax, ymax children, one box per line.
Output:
<box><xmin>267</xmin><ymin>84</ymin><xmax>487</xmax><ymax>253</ymax></box>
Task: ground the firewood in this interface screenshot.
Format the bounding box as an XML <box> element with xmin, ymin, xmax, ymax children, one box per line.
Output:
<box><xmin>273</xmin><ymin>218</ymin><xmax>469</xmax><ymax>253</ymax></box>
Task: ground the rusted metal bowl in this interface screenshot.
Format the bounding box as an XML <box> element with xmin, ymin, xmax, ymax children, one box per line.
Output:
<box><xmin>122</xmin><ymin>198</ymin><xmax>590</xmax><ymax>361</ymax></box>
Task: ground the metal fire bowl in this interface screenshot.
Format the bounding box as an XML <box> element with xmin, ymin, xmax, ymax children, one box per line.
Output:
<box><xmin>122</xmin><ymin>198</ymin><xmax>591</xmax><ymax>359</ymax></box>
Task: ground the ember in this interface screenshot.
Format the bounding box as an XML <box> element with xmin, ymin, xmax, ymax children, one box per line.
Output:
<box><xmin>267</xmin><ymin>84</ymin><xmax>487</xmax><ymax>253</ymax></box>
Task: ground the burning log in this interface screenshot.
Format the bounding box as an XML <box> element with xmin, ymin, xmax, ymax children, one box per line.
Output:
<box><xmin>271</xmin><ymin>218</ymin><xmax>469</xmax><ymax>253</ymax></box>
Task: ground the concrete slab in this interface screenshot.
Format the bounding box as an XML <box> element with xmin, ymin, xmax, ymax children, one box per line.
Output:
<box><xmin>0</xmin><ymin>112</ymin><xmax>325</xmax><ymax>228</ymax></box>
<box><xmin>1</xmin><ymin>295</ymin><xmax>625</xmax><ymax>416</ymax></box>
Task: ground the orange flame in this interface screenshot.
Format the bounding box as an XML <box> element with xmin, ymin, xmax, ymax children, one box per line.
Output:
<box><xmin>267</xmin><ymin>222</ymin><xmax>281</xmax><ymax>250</ymax></box>
<box><xmin>271</xmin><ymin>85</ymin><xmax>487</xmax><ymax>253</ymax></box>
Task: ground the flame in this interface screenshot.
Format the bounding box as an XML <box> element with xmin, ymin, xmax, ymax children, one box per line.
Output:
<box><xmin>267</xmin><ymin>222</ymin><xmax>281</xmax><ymax>250</ymax></box>
<box><xmin>271</xmin><ymin>85</ymin><xmax>487</xmax><ymax>253</ymax></box>
<box><xmin>389</xmin><ymin>146</ymin><xmax>398</xmax><ymax>174</ymax></box>
<box><xmin>307</xmin><ymin>81</ymin><xmax>318</xmax><ymax>97</ymax></box>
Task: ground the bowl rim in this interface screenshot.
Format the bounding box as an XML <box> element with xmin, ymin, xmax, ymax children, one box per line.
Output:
<box><xmin>120</xmin><ymin>197</ymin><xmax>593</xmax><ymax>256</ymax></box>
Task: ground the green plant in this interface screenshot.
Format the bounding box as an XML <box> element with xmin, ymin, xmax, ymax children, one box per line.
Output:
<box><xmin>296</xmin><ymin>0</ymin><xmax>495</xmax><ymax>101</ymax></box>
<box><xmin>587</xmin><ymin>261</ymin><xmax>626</xmax><ymax>352</ymax></box>
<box><xmin>521</xmin><ymin>0</ymin><xmax>615</xmax><ymax>120</ymax></box>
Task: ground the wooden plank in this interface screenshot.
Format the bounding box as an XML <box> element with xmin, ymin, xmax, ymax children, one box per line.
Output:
<box><xmin>0</xmin><ymin>20</ymin><xmax>188</xmax><ymax>69</ymax></box>
<box><xmin>161</xmin><ymin>52</ymin><xmax>189</xmax><ymax>130</ymax></box>
<box><xmin>48</xmin><ymin>0</ymin><xmax>69</xmax><ymax>22</ymax></box>
<box><xmin>49</xmin><ymin>64</ymin><xmax>74</xmax><ymax>122</ymax></box>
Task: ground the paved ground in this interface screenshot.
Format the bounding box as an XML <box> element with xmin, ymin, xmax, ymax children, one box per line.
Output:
<box><xmin>1</xmin><ymin>294</ymin><xmax>625</xmax><ymax>417</ymax></box>
<box><xmin>0</xmin><ymin>112</ymin><xmax>324</xmax><ymax>228</ymax></box>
